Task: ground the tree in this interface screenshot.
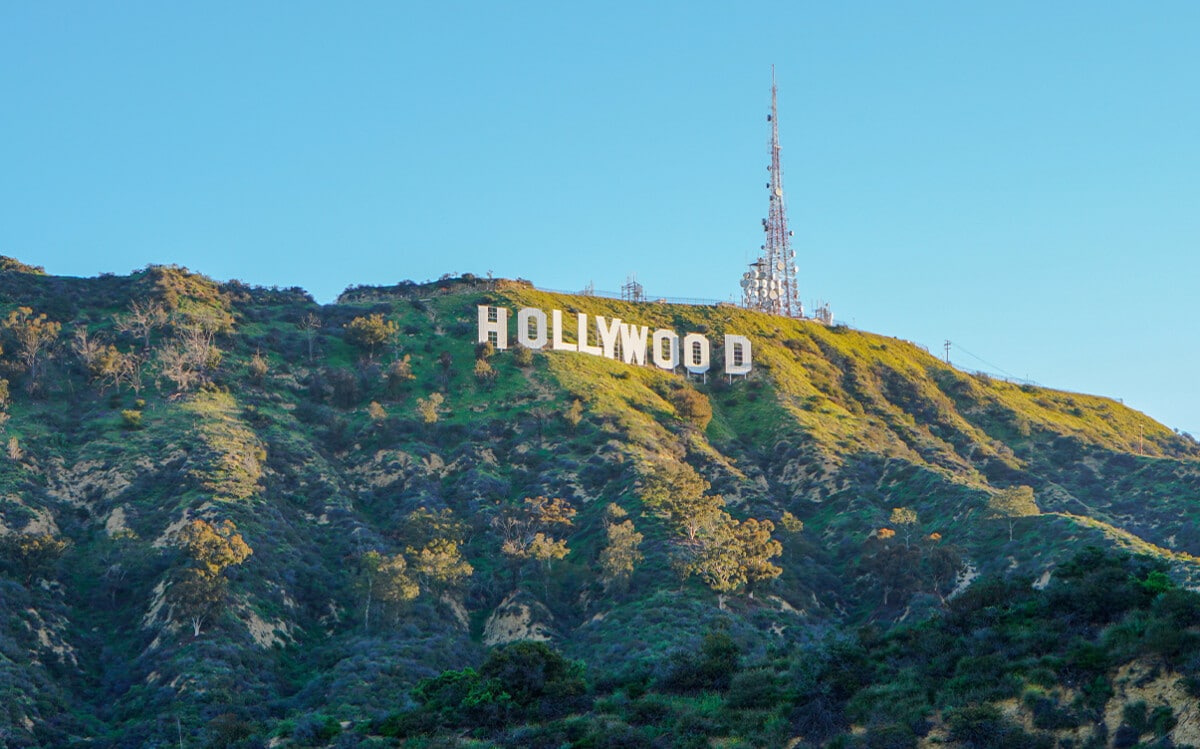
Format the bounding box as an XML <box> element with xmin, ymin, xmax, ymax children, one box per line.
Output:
<box><xmin>598</xmin><ymin>504</ymin><xmax>643</xmax><ymax>594</ymax></box>
<box><xmin>493</xmin><ymin>496</ymin><xmax>576</xmax><ymax>583</ymax></box>
<box><xmin>563</xmin><ymin>399</ymin><xmax>584</xmax><ymax>432</ymax></box>
<box><xmin>115</xmin><ymin>299</ymin><xmax>168</xmax><ymax>351</ymax></box>
<box><xmin>889</xmin><ymin>507</ymin><xmax>919</xmax><ymax>548</ymax></box>
<box><xmin>3</xmin><ymin>307</ymin><xmax>61</xmax><ymax>392</ymax></box>
<box><xmin>384</xmin><ymin>355</ymin><xmax>415</xmax><ymax>399</ymax></box>
<box><xmin>478</xmin><ymin>641</ymin><xmax>585</xmax><ymax>716</ymax></box>
<box><xmin>72</xmin><ymin>329</ymin><xmax>143</xmax><ymax>394</ymax></box>
<box><xmin>638</xmin><ymin>462</ymin><xmax>725</xmax><ymax>542</ymax></box>
<box><xmin>156</xmin><ymin>316</ymin><xmax>222</xmax><ymax>393</ymax></box>
<box><xmin>368</xmin><ymin>401</ymin><xmax>387</xmax><ymax>422</ymax></box>
<box><xmin>473</xmin><ymin>358</ymin><xmax>496</xmax><ymax>387</ymax></box>
<box><xmin>0</xmin><ymin>532</ymin><xmax>70</xmax><ymax>585</ymax></box>
<box><xmin>407</xmin><ymin>539</ymin><xmax>474</xmax><ymax>596</ymax></box>
<box><xmin>397</xmin><ymin>507</ymin><xmax>474</xmax><ymax>596</ymax></box>
<box><xmin>676</xmin><ymin>515</ymin><xmax>782</xmax><ymax>594</ymax></box>
<box><xmin>416</xmin><ymin>392</ymin><xmax>444</xmax><ymax>424</ymax></box>
<box><xmin>988</xmin><ymin>485</ymin><xmax>1040</xmax><ymax>541</ymax></box>
<box><xmin>298</xmin><ymin>312</ymin><xmax>321</xmax><ymax>362</ymax></box>
<box><xmin>360</xmin><ymin>550</ymin><xmax>419</xmax><ymax>633</ymax></box>
<box><xmin>400</xmin><ymin>507</ymin><xmax>468</xmax><ymax>549</ymax></box>
<box><xmin>734</xmin><ymin>518</ymin><xmax>783</xmax><ymax>593</ymax></box>
<box><xmin>860</xmin><ymin>540</ymin><xmax>920</xmax><ymax>606</ymax></box>
<box><xmin>345</xmin><ymin>314</ymin><xmax>398</xmax><ymax>360</ymax></box>
<box><xmin>780</xmin><ymin>511</ymin><xmax>804</xmax><ymax>534</ymax></box>
<box><xmin>436</xmin><ymin>351</ymin><xmax>455</xmax><ymax>390</ymax></box>
<box><xmin>171</xmin><ymin>519</ymin><xmax>252</xmax><ymax>636</ymax></box>
<box><xmin>921</xmin><ymin>537</ymin><xmax>964</xmax><ymax>601</ymax></box>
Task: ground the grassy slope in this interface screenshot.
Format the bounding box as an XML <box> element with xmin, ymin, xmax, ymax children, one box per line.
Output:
<box><xmin>0</xmin><ymin>267</ymin><xmax>1196</xmax><ymax>745</ymax></box>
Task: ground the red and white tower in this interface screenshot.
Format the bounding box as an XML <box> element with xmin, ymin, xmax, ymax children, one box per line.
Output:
<box><xmin>741</xmin><ymin>67</ymin><xmax>802</xmax><ymax>318</ymax></box>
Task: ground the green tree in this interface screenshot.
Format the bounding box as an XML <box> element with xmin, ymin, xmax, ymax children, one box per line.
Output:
<box><xmin>890</xmin><ymin>507</ymin><xmax>919</xmax><ymax>548</ymax></box>
<box><xmin>638</xmin><ymin>462</ymin><xmax>725</xmax><ymax>542</ymax></box>
<box><xmin>860</xmin><ymin>533</ymin><xmax>920</xmax><ymax>606</ymax></box>
<box><xmin>493</xmin><ymin>496</ymin><xmax>576</xmax><ymax>582</ymax></box>
<box><xmin>171</xmin><ymin>519</ymin><xmax>252</xmax><ymax>636</ymax></box>
<box><xmin>360</xmin><ymin>550</ymin><xmax>419</xmax><ymax>633</ymax></box>
<box><xmin>400</xmin><ymin>508</ymin><xmax>474</xmax><ymax>596</ymax></box>
<box><xmin>407</xmin><ymin>539</ymin><xmax>474</xmax><ymax>596</ymax></box>
<box><xmin>677</xmin><ymin>515</ymin><xmax>783</xmax><ymax>594</ymax></box>
<box><xmin>400</xmin><ymin>507</ymin><xmax>468</xmax><ymax>549</ymax></box>
<box><xmin>563</xmin><ymin>398</ymin><xmax>584</xmax><ymax>432</ymax></box>
<box><xmin>988</xmin><ymin>486</ymin><xmax>1040</xmax><ymax>541</ymax></box>
<box><xmin>780</xmin><ymin>511</ymin><xmax>805</xmax><ymax>534</ymax></box>
<box><xmin>734</xmin><ymin>518</ymin><xmax>784</xmax><ymax>593</ymax></box>
<box><xmin>478</xmin><ymin>641</ymin><xmax>585</xmax><ymax>716</ymax></box>
<box><xmin>598</xmin><ymin>504</ymin><xmax>643</xmax><ymax>594</ymax></box>
<box><xmin>0</xmin><ymin>532</ymin><xmax>70</xmax><ymax>585</ymax></box>
<box><xmin>345</xmin><ymin>314</ymin><xmax>398</xmax><ymax>360</ymax></box>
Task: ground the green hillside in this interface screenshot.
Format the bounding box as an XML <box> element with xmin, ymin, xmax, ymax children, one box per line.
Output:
<box><xmin>0</xmin><ymin>262</ymin><xmax>1198</xmax><ymax>747</ymax></box>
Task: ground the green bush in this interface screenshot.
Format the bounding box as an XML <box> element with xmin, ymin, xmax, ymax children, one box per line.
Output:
<box><xmin>479</xmin><ymin>641</ymin><xmax>587</xmax><ymax>719</ymax></box>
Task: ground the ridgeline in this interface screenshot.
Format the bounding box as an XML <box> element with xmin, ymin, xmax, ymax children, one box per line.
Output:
<box><xmin>1</xmin><ymin>261</ymin><xmax>1198</xmax><ymax>747</ymax></box>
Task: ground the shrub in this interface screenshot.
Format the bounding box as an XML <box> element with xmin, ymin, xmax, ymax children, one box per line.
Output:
<box><xmin>725</xmin><ymin>667</ymin><xmax>782</xmax><ymax>710</ymax></box>
<box><xmin>658</xmin><ymin>630</ymin><xmax>740</xmax><ymax>693</ymax></box>
<box><xmin>670</xmin><ymin>388</ymin><xmax>712</xmax><ymax>430</ymax></box>
<box><xmin>120</xmin><ymin>409</ymin><xmax>143</xmax><ymax>430</ymax></box>
<box><xmin>479</xmin><ymin>641</ymin><xmax>587</xmax><ymax>718</ymax></box>
<box><xmin>512</xmin><ymin>343</ymin><xmax>534</xmax><ymax>368</ymax></box>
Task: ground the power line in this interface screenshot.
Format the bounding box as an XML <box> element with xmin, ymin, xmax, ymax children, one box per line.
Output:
<box><xmin>949</xmin><ymin>342</ymin><xmax>1023</xmax><ymax>382</ymax></box>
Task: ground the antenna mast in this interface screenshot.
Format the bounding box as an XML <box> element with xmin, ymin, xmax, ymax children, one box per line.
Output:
<box><xmin>742</xmin><ymin>66</ymin><xmax>802</xmax><ymax>318</ymax></box>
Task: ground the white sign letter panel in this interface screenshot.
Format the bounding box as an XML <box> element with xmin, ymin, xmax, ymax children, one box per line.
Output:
<box><xmin>682</xmin><ymin>333</ymin><xmax>711</xmax><ymax>374</ymax></box>
<box><xmin>517</xmin><ymin>308</ymin><xmax>548</xmax><ymax>350</ymax></box>
<box><xmin>619</xmin><ymin>324</ymin><xmax>648</xmax><ymax>365</ymax></box>
<box><xmin>596</xmin><ymin>316</ymin><xmax>622</xmax><ymax>359</ymax></box>
<box><xmin>724</xmin><ymin>335</ymin><xmax>753</xmax><ymax>376</ymax></box>
<box><xmin>477</xmin><ymin>306</ymin><xmax>509</xmax><ymax>349</ymax></box>
<box><xmin>577</xmin><ymin>313</ymin><xmax>603</xmax><ymax>356</ymax></box>
<box><xmin>652</xmin><ymin>329</ymin><xmax>679</xmax><ymax>371</ymax></box>
<box><xmin>552</xmin><ymin>309</ymin><xmax>577</xmax><ymax>351</ymax></box>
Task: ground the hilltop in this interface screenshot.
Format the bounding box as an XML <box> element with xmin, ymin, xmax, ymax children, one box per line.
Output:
<box><xmin>0</xmin><ymin>261</ymin><xmax>1198</xmax><ymax>747</ymax></box>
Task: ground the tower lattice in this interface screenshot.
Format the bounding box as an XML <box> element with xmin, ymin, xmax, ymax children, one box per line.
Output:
<box><xmin>741</xmin><ymin>67</ymin><xmax>802</xmax><ymax>318</ymax></box>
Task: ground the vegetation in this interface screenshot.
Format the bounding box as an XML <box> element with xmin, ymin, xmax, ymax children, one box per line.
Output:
<box><xmin>0</xmin><ymin>263</ymin><xmax>1195</xmax><ymax>746</ymax></box>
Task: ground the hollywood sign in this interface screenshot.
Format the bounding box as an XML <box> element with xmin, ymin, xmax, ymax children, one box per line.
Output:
<box><xmin>477</xmin><ymin>305</ymin><xmax>753</xmax><ymax>376</ymax></box>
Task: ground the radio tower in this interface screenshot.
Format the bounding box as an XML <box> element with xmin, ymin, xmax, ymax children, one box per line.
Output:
<box><xmin>741</xmin><ymin>66</ymin><xmax>802</xmax><ymax>318</ymax></box>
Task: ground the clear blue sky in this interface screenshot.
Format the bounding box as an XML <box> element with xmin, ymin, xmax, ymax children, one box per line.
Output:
<box><xmin>3</xmin><ymin>2</ymin><xmax>1198</xmax><ymax>435</ymax></box>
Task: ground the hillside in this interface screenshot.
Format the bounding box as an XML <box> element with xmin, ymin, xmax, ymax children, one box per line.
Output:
<box><xmin>0</xmin><ymin>262</ymin><xmax>1198</xmax><ymax>747</ymax></box>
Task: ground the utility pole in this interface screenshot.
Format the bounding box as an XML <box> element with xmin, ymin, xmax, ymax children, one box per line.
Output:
<box><xmin>741</xmin><ymin>66</ymin><xmax>801</xmax><ymax>318</ymax></box>
<box><xmin>944</xmin><ymin>340</ymin><xmax>951</xmax><ymax>364</ymax></box>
